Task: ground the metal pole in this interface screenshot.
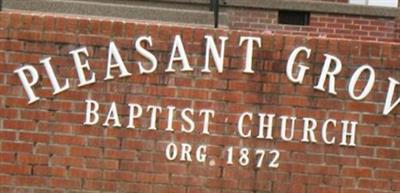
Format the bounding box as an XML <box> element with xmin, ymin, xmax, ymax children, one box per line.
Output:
<box><xmin>213</xmin><ymin>0</ymin><xmax>219</xmax><ymax>28</ymax></box>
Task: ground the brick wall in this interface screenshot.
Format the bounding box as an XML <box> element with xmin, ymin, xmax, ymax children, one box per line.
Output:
<box><xmin>228</xmin><ymin>9</ymin><xmax>398</xmax><ymax>43</ymax></box>
<box><xmin>1</xmin><ymin>10</ymin><xmax>400</xmax><ymax>193</ymax></box>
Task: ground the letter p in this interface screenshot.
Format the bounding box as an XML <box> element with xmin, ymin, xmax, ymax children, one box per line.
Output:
<box><xmin>14</xmin><ymin>65</ymin><xmax>40</xmax><ymax>104</ymax></box>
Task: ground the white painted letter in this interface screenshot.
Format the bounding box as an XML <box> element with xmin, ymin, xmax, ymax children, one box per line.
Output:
<box><xmin>180</xmin><ymin>143</ymin><xmax>192</xmax><ymax>161</ymax></box>
<box><xmin>340</xmin><ymin>120</ymin><xmax>357</xmax><ymax>146</ymax></box>
<box><xmin>135</xmin><ymin>36</ymin><xmax>158</xmax><ymax>74</ymax></box>
<box><xmin>202</xmin><ymin>35</ymin><xmax>228</xmax><ymax>73</ymax></box>
<box><xmin>165</xmin><ymin>35</ymin><xmax>193</xmax><ymax>72</ymax></box>
<box><xmin>314</xmin><ymin>54</ymin><xmax>342</xmax><ymax>95</ymax></box>
<box><xmin>239</xmin><ymin>36</ymin><xmax>261</xmax><ymax>73</ymax></box>
<box><xmin>348</xmin><ymin>65</ymin><xmax>375</xmax><ymax>101</ymax></box>
<box><xmin>301</xmin><ymin>117</ymin><xmax>317</xmax><ymax>143</ymax></box>
<box><xmin>181</xmin><ymin>108</ymin><xmax>195</xmax><ymax>133</ymax></box>
<box><xmin>200</xmin><ymin>109</ymin><xmax>215</xmax><ymax>135</ymax></box>
<box><xmin>41</xmin><ymin>57</ymin><xmax>70</xmax><ymax>95</ymax></box>
<box><xmin>165</xmin><ymin>143</ymin><xmax>178</xmax><ymax>161</ymax></box>
<box><xmin>127</xmin><ymin>103</ymin><xmax>143</xmax><ymax>129</ymax></box>
<box><xmin>383</xmin><ymin>77</ymin><xmax>400</xmax><ymax>115</ymax></box>
<box><xmin>69</xmin><ymin>47</ymin><xmax>96</xmax><ymax>87</ymax></box>
<box><xmin>103</xmin><ymin>102</ymin><xmax>121</xmax><ymax>127</ymax></box>
<box><xmin>84</xmin><ymin>99</ymin><xmax>99</xmax><ymax>125</ymax></box>
<box><xmin>238</xmin><ymin>112</ymin><xmax>252</xmax><ymax>138</ymax></box>
<box><xmin>322</xmin><ymin>119</ymin><xmax>336</xmax><ymax>144</ymax></box>
<box><xmin>14</xmin><ymin>65</ymin><xmax>40</xmax><ymax>104</ymax></box>
<box><xmin>165</xmin><ymin>106</ymin><xmax>176</xmax><ymax>132</ymax></box>
<box><xmin>280</xmin><ymin>116</ymin><xmax>296</xmax><ymax>141</ymax></box>
<box><xmin>196</xmin><ymin>145</ymin><xmax>207</xmax><ymax>162</ymax></box>
<box><xmin>105</xmin><ymin>41</ymin><xmax>132</xmax><ymax>80</ymax></box>
<box><xmin>258</xmin><ymin>113</ymin><xmax>275</xmax><ymax>139</ymax></box>
<box><xmin>286</xmin><ymin>47</ymin><xmax>311</xmax><ymax>83</ymax></box>
<box><xmin>147</xmin><ymin>105</ymin><xmax>162</xmax><ymax>130</ymax></box>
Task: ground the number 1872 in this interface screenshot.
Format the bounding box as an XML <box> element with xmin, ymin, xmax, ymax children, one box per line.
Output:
<box><xmin>225</xmin><ymin>147</ymin><xmax>280</xmax><ymax>168</ymax></box>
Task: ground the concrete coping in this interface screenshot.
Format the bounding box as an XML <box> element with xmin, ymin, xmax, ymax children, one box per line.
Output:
<box><xmin>157</xmin><ymin>0</ymin><xmax>400</xmax><ymax>18</ymax></box>
<box><xmin>3</xmin><ymin>0</ymin><xmax>399</xmax><ymax>18</ymax></box>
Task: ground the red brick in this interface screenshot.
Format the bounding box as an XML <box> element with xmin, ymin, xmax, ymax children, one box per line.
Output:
<box><xmin>51</xmin><ymin>156</ymin><xmax>84</xmax><ymax>167</ymax></box>
<box><xmin>36</xmin><ymin>145</ymin><xmax>67</xmax><ymax>156</ymax></box>
<box><xmin>83</xmin><ymin>180</ymin><xmax>116</xmax><ymax>191</ymax></box>
<box><xmin>341</xmin><ymin>167</ymin><xmax>372</xmax><ymax>178</ymax></box>
<box><xmin>70</xmin><ymin>147</ymin><xmax>102</xmax><ymax>158</ymax></box>
<box><xmin>1</xmin><ymin>142</ymin><xmax>33</xmax><ymax>153</ymax></box>
<box><xmin>33</xmin><ymin>166</ymin><xmax>66</xmax><ymax>177</ymax></box>
<box><xmin>52</xmin><ymin>135</ymin><xmax>85</xmax><ymax>145</ymax></box>
<box><xmin>17</xmin><ymin>154</ymin><xmax>49</xmax><ymax>164</ymax></box>
<box><xmin>0</xmin><ymin>175</ymin><xmax>13</xmax><ymax>185</ymax></box>
<box><xmin>104</xmin><ymin>170</ymin><xmax>134</xmax><ymax>181</ymax></box>
<box><xmin>15</xmin><ymin>176</ymin><xmax>48</xmax><ymax>186</ymax></box>
<box><xmin>361</xmin><ymin>136</ymin><xmax>392</xmax><ymax>146</ymax></box>
<box><xmin>50</xmin><ymin>178</ymin><xmax>81</xmax><ymax>189</ymax></box>
<box><xmin>0</xmin><ymin>131</ymin><xmax>16</xmax><ymax>140</ymax></box>
<box><xmin>359</xmin><ymin>179</ymin><xmax>390</xmax><ymax>190</ymax></box>
<box><xmin>0</xmin><ymin>164</ymin><xmax>31</xmax><ymax>175</ymax></box>
<box><xmin>104</xmin><ymin>149</ymin><xmax>135</xmax><ymax>160</ymax></box>
<box><xmin>85</xmin><ymin>159</ymin><xmax>118</xmax><ymax>170</ymax></box>
<box><xmin>20</xmin><ymin>132</ymin><xmax>50</xmax><ymax>143</ymax></box>
<box><xmin>69</xmin><ymin>167</ymin><xmax>102</xmax><ymax>179</ymax></box>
